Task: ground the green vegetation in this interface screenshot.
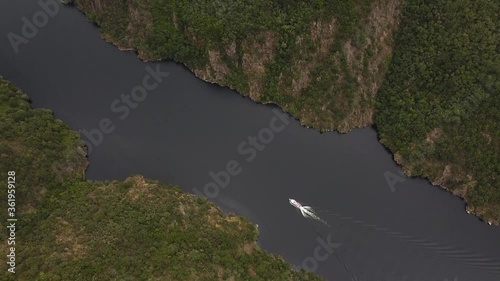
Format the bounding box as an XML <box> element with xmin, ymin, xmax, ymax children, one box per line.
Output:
<box><xmin>2</xmin><ymin>1</ymin><xmax>498</xmax><ymax>279</ymax></box>
<box><xmin>0</xmin><ymin>79</ymin><xmax>87</xmax><ymax>215</ymax></box>
<box><xmin>72</xmin><ymin>0</ymin><xmax>400</xmax><ymax>132</ymax></box>
<box><xmin>0</xmin><ymin>77</ymin><xmax>321</xmax><ymax>280</ymax></box>
<box><xmin>375</xmin><ymin>0</ymin><xmax>500</xmax><ymax>223</ymax></box>
<box><xmin>69</xmin><ymin>0</ymin><xmax>500</xmax><ymax>224</ymax></box>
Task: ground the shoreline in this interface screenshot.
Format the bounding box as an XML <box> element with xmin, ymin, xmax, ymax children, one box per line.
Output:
<box><xmin>70</xmin><ymin>3</ymin><xmax>498</xmax><ymax>226</ymax></box>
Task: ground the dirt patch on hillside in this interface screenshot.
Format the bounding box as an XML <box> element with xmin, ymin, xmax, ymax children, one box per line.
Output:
<box><xmin>339</xmin><ymin>0</ymin><xmax>401</xmax><ymax>131</ymax></box>
<box><xmin>280</xmin><ymin>17</ymin><xmax>337</xmax><ymax>98</ymax></box>
<box><xmin>55</xmin><ymin>217</ymin><xmax>87</xmax><ymax>260</ymax></box>
<box><xmin>241</xmin><ymin>31</ymin><xmax>278</xmax><ymax>99</ymax></box>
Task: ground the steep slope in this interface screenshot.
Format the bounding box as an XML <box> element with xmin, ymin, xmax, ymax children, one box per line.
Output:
<box><xmin>71</xmin><ymin>0</ymin><xmax>401</xmax><ymax>132</ymax></box>
<box><xmin>375</xmin><ymin>0</ymin><xmax>500</xmax><ymax>224</ymax></box>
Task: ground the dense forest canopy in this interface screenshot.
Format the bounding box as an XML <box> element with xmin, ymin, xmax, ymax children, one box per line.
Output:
<box><xmin>0</xmin><ymin>77</ymin><xmax>322</xmax><ymax>280</ymax></box>
<box><xmin>375</xmin><ymin>0</ymin><xmax>500</xmax><ymax>223</ymax></box>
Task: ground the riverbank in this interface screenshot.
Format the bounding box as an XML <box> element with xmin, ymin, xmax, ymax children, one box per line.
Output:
<box><xmin>0</xmin><ymin>76</ymin><xmax>322</xmax><ymax>280</ymax></box>
<box><xmin>68</xmin><ymin>0</ymin><xmax>499</xmax><ymax>225</ymax></box>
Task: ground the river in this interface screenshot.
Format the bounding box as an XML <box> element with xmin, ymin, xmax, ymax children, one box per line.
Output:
<box><xmin>1</xmin><ymin>1</ymin><xmax>499</xmax><ymax>280</ymax></box>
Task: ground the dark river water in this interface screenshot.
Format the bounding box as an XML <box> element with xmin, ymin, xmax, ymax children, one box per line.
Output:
<box><xmin>1</xmin><ymin>2</ymin><xmax>499</xmax><ymax>281</ymax></box>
